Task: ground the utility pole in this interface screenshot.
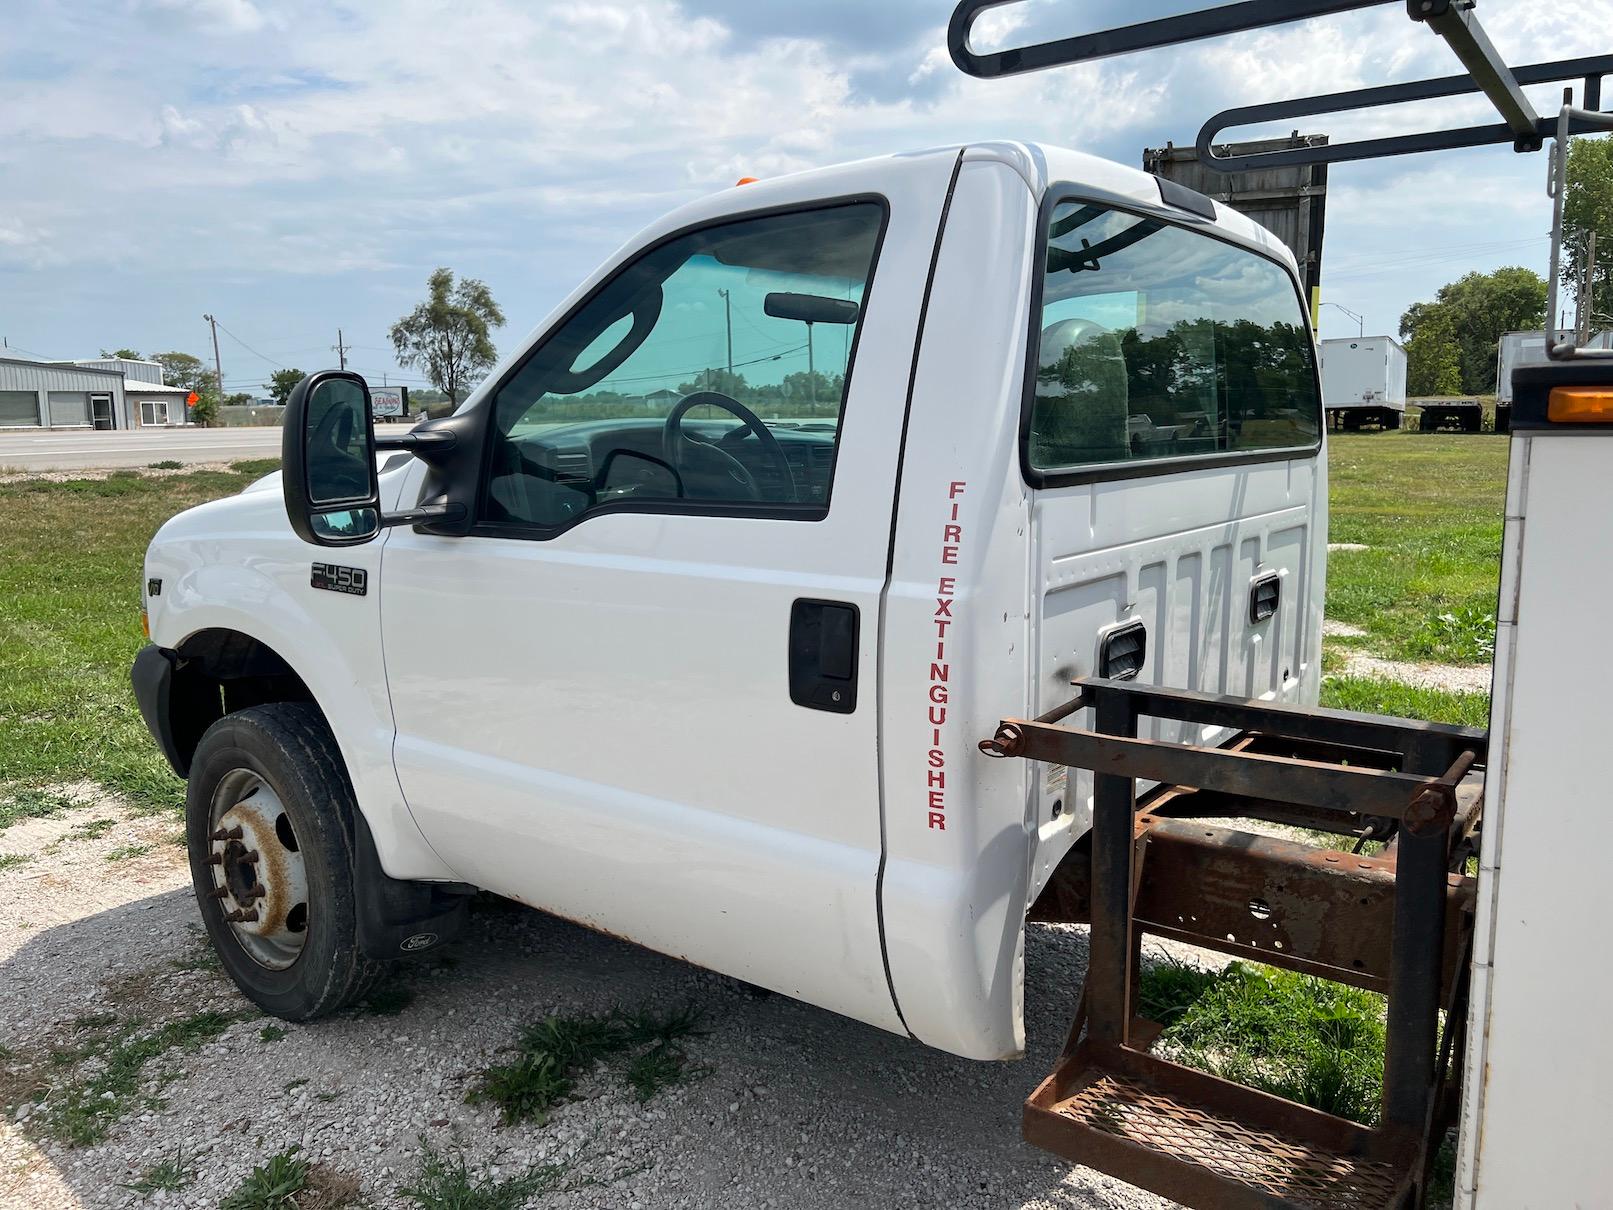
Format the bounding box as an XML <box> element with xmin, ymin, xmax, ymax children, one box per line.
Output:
<box><xmin>202</xmin><ymin>314</ymin><xmax>224</xmax><ymax>412</ymax></box>
<box><xmin>333</xmin><ymin>328</ymin><xmax>349</xmax><ymax>370</ymax></box>
<box><xmin>1578</xmin><ymin>231</ymin><xmax>1597</xmax><ymax>345</ymax></box>
<box><xmin>805</xmin><ymin>321</ymin><xmax>816</xmax><ymax>407</ymax></box>
<box><xmin>717</xmin><ymin>288</ymin><xmax>733</xmax><ymax>380</ymax></box>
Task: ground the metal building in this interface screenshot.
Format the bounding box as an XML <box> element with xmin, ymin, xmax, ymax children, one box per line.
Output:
<box><xmin>0</xmin><ymin>357</ymin><xmax>127</xmax><ymax>429</ymax></box>
<box><xmin>72</xmin><ymin>357</ymin><xmax>193</xmax><ymax>426</ymax></box>
<box><xmin>0</xmin><ymin>356</ymin><xmax>193</xmax><ymax>429</ymax></box>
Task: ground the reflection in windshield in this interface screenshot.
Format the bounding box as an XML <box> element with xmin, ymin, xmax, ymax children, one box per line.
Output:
<box><xmin>1031</xmin><ymin>204</ymin><xmax>1321</xmax><ymax>472</ymax></box>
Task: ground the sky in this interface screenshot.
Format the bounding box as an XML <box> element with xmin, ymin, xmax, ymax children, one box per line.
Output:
<box><xmin>2</xmin><ymin>0</ymin><xmax>1609</xmax><ymax>397</ymax></box>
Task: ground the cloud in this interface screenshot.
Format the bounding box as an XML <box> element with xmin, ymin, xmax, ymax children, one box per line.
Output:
<box><xmin>133</xmin><ymin>0</ymin><xmax>270</xmax><ymax>34</ymax></box>
<box><xmin>1</xmin><ymin>0</ymin><xmax>1607</xmax><ymax>372</ymax></box>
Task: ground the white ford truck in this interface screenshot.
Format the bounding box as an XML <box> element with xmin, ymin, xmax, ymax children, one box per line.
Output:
<box><xmin>132</xmin><ymin>141</ymin><xmax>1325</xmax><ymax>1061</ymax></box>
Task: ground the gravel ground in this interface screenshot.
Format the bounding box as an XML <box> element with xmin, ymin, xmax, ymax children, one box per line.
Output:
<box><xmin>0</xmin><ymin>793</ymin><xmax>1171</xmax><ymax>1210</ymax></box>
<box><xmin>1322</xmin><ymin>620</ymin><xmax>1492</xmax><ymax>694</ymax></box>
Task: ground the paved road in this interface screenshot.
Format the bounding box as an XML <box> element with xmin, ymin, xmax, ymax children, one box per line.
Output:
<box><xmin>0</xmin><ymin>426</ymin><xmax>283</xmax><ymax>471</ymax></box>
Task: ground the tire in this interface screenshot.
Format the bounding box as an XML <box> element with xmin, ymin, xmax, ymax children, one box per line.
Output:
<box><xmin>186</xmin><ymin>703</ymin><xmax>383</xmax><ymax>1019</ymax></box>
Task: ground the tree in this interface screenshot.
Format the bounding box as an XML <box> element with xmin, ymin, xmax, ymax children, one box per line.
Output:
<box><xmin>100</xmin><ymin>347</ymin><xmax>142</xmax><ymax>360</ymax></box>
<box><xmin>1405</xmin><ymin>315</ymin><xmax>1463</xmax><ymax>396</ymax></box>
<box><xmin>1564</xmin><ymin>137</ymin><xmax>1613</xmax><ymax>334</ymax></box>
<box><xmin>223</xmin><ymin>392</ymin><xmax>254</xmax><ymax>406</ymax></box>
<box><xmin>189</xmin><ymin>394</ymin><xmax>219</xmax><ymax>427</ymax></box>
<box><xmin>151</xmin><ymin>351</ymin><xmax>218</xmax><ymax>397</ymax></box>
<box><xmin>1399</xmin><ymin>267</ymin><xmax>1546</xmax><ymax>394</ymax></box>
<box><xmin>389</xmin><ymin>269</ymin><xmax>505</xmax><ymax>406</ymax></box>
<box><xmin>265</xmin><ymin>368</ymin><xmax>305</xmax><ymax>406</ymax></box>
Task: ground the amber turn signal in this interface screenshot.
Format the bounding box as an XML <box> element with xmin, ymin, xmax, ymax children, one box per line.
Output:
<box><xmin>1547</xmin><ymin>386</ymin><xmax>1613</xmax><ymax>423</ymax></box>
<box><xmin>140</xmin><ymin>609</ymin><xmax>150</xmax><ymax>639</ymax></box>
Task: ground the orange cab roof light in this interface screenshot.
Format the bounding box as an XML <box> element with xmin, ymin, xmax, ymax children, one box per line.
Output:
<box><xmin>735</xmin><ymin>176</ymin><xmax>759</xmax><ymax>186</ymax></box>
<box><xmin>1547</xmin><ymin>386</ymin><xmax>1613</xmax><ymax>423</ymax></box>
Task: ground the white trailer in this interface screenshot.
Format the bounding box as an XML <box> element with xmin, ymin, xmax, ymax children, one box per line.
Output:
<box><xmin>1321</xmin><ymin>335</ymin><xmax>1408</xmax><ymax>430</ymax></box>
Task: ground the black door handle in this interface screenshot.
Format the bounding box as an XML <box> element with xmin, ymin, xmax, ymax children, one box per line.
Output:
<box><xmin>789</xmin><ymin>599</ymin><xmax>859</xmax><ymax>713</ymax></box>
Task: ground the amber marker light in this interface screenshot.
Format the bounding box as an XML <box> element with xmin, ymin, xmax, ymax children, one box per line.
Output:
<box><xmin>1547</xmin><ymin>386</ymin><xmax>1613</xmax><ymax>423</ymax></box>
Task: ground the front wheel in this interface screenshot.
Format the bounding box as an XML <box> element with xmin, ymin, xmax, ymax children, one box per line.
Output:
<box><xmin>186</xmin><ymin>703</ymin><xmax>383</xmax><ymax>1019</ymax></box>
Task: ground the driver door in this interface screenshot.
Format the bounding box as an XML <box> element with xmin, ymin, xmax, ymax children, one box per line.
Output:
<box><xmin>378</xmin><ymin>194</ymin><xmax>922</xmax><ymax>1031</ymax></box>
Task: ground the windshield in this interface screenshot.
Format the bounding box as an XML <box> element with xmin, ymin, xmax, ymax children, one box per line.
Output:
<box><xmin>1029</xmin><ymin>201</ymin><xmax>1321</xmax><ymax>475</ymax></box>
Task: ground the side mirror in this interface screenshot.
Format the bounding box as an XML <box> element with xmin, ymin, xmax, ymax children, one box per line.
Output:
<box><xmin>282</xmin><ymin>371</ymin><xmax>381</xmax><ymax>546</ymax></box>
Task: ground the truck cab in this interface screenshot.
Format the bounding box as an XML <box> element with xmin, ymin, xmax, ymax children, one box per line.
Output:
<box><xmin>133</xmin><ymin>140</ymin><xmax>1325</xmax><ymax>1060</ymax></box>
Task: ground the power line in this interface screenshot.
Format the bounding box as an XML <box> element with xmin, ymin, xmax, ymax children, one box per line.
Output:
<box><xmin>215</xmin><ymin>321</ymin><xmax>287</xmax><ymax>369</ymax></box>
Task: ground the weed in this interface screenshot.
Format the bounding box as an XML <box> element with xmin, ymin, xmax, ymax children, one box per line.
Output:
<box><xmin>73</xmin><ymin>817</ymin><xmax>115</xmax><ymax>839</ymax></box>
<box><xmin>1405</xmin><ymin>605</ymin><xmax>1496</xmax><ymax>664</ymax></box>
<box><xmin>283</xmin><ymin>1077</ymin><xmax>309</xmax><ymax>1092</ymax></box>
<box><xmin>0</xmin><ymin>853</ymin><xmax>32</xmax><ymax>871</ymax></box>
<box><xmin>231</xmin><ymin>458</ymin><xmax>281</xmax><ymax>477</ymax></box>
<box><xmin>220</xmin><ymin>1145</ymin><xmax>309</xmax><ymax>1210</ymax></box>
<box><xmin>146</xmin><ymin>460</ymin><xmax>185</xmax><ymax>470</ymax></box>
<box><xmin>356</xmin><ymin>982</ymin><xmax>415</xmax><ymax>1017</ymax></box>
<box><xmin>46</xmin><ymin>1010</ymin><xmax>243</xmax><ymax>1145</ymax></box>
<box><xmin>469</xmin><ymin>1006</ymin><xmax>704</xmax><ymax>1126</ymax></box>
<box><xmin>397</xmin><ymin>1142</ymin><xmax>567</xmax><ymax>1210</ymax></box>
<box><xmin>1140</xmin><ymin>961</ymin><xmax>1386</xmax><ymax>1125</ymax></box>
<box><xmin>122</xmin><ymin>1146</ymin><xmax>196</xmax><ymax>1193</ymax></box>
<box><xmin>0</xmin><ymin>789</ymin><xmax>77</xmax><ymax>830</ymax></box>
<box><xmin>260</xmin><ymin>1024</ymin><xmax>288</xmax><ymax>1044</ymax></box>
<box><xmin>106</xmin><ymin>842</ymin><xmax>154</xmax><ymax>862</ymax></box>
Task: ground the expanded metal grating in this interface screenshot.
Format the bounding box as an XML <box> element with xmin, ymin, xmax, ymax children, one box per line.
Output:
<box><xmin>1055</xmin><ymin>1072</ymin><xmax>1404</xmax><ymax>1209</ymax></box>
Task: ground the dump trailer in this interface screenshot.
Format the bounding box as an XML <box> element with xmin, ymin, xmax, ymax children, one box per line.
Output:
<box><xmin>1322</xmin><ymin>336</ymin><xmax>1408</xmax><ymax>429</ymax></box>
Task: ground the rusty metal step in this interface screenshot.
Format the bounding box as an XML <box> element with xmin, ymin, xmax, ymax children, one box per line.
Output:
<box><xmin>1025</xmin><ymin>1040</ymin><xmax>1417</xmax><ymax>1210</ymax></box>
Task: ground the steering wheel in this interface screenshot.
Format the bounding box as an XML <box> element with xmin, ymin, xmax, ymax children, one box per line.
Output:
<box><xmin>662</xmin><ymin>391</ymin><xmax>796</xmax><ymax>503</ymax></box>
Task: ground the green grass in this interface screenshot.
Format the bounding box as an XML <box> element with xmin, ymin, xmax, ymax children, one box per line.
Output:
<box><xmin>397</xmin><ymin>1143</ymin><xmax>570</xmax><ymax>1210</ymax></box>
<box><xmin>73</xmin><ymin>817</ymin><xmax>115</xmax><ymax>839</ymax></box>
<box><xmin>0</xmin><ymin>464</ymin><xmax>274</xmax><ymax>813</ymax></box>
<box><xmin>1321</xmin><ymin>675</ymin><xmax>1490</xmax><ymax>729</ymax></box>
<box><xmin>1139</xmin><ymin>961</ymin><xmax>1387</xmax><ymax>1125</ymax></box>
<box><xmin>260</xmin><ymin>1024</ymin><xmax>288</xmax><ymax>1043</ymax></box>
<box><xmin>121</xmin><ymin>1147</ymin><xmax>196</xmax><ymax>1194</ymax></box>
<box><xmin>145</xmin><ymin>460</ymin><xmax>184</xmax><ymax>471</ymax></box>
<box><xmin>219</xmin><ymin>1145</ymin><xmax>309</xmax><ymax>1210</ymax></box>
<box><xmin>104</xmin><ymin>842</ymin><xmax>155</xmax><ymax>862</ymax></box>
<box><xmin>469</xmin><ymin>1006</ymin><xmax>705</xmax><ymax>1126</ymax></box>
<box><xmin>1327</xmin><ymin>432</ymin><xmax>1506</xmax><ymax>666</ymax></box>
<box><xmin>41</xmin><ymin>1010</ymin><xmax>243</xmax><ymax>1145</ymax></box>
<box><xmin>0</xmin><ymin>852</ymin><xmax>32</xmax><ymax>871</ymax></box>
<box><xmin>0</xmin><ymin>788</ymin><xmax>79</xmax><ymax>831</ymax></box>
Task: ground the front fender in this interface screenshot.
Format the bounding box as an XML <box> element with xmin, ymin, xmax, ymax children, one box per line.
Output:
<box><xmin>144</xmin><ymin>489</ymin><xmax>454</xmax><ymax>883</ymax></box>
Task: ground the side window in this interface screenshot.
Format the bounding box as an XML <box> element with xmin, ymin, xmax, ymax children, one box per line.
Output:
<box><xmin>1028</xmin><ymin>201</ymin><xmax>1321</xmax><ymax>475</ymax></box>
<box><xmin>483</xmin><ymin>202</ymin><xmax>885</xmax><ymax>529</ymax></box>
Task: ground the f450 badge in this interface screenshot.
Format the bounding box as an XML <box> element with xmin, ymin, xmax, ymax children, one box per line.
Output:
<box><xmin>310</xmin><ymin>563</ymin><xmax>368</xmax><ymax>596</ymax></box>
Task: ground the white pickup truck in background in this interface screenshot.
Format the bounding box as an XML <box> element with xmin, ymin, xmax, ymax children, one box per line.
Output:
<box><xmin>130</xmin><ymin>141</ymin><xmax>1325</xmax><ymax>1060</ymax></box>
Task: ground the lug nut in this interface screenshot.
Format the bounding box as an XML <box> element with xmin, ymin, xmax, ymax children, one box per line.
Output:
<box><xmin>225</xmin><ymin>908</ymin><xmax>260</xmax><ymax>924</ymax></box>
<box><xmin>206</xmin><ymin>853</ymin><xmax>223</xmax><ymax>866</ymax></box>
<box><xmin>207</xmin><ymin>886</ymin><xmax>229</xmax><ymax>901</ymax></box>
<box><xmin>248</xmin><ymin>884</ymin><xmax>267</xmax><ymax>900</ymax></box>
<box><xmin>209</xmin><ymin>826</ymin><xmax>244</xmax><ymax>842</ymax></box>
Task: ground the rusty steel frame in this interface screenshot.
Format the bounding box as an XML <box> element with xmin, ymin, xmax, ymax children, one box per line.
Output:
<box><xmin>983</xmin><ymin>677</ymin><xmax>1487</xmax><ymax>1209</ymax></box>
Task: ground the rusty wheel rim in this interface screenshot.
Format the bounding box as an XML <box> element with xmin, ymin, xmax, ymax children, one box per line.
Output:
<box><xmin>206</xmin><ymin>770</ymin><xmax>309</xmax><ymax>971</ymax></box>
